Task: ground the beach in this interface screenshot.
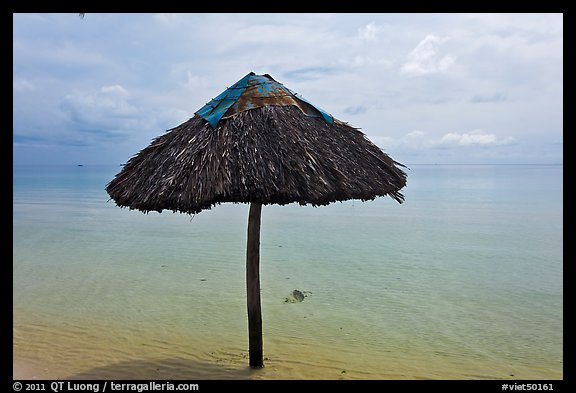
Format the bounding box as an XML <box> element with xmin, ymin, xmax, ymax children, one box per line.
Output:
<box><xmin>14</xmin><ymin>328</ymin><xmax>561</xmax><ymax>380</ymax></box>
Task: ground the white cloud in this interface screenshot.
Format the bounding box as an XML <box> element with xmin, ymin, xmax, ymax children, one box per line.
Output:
<box><xmin>370</xmin><ymin>131</ymin><xmax>428</xmax><ymax>151</ymax></box>
<box><xmin>469</xmin><ymin>92</ymin><xmax>508</xmax><ymax>103</ymax></box>
<box><xmin>370</xmin><ymin>130</ymin><xmax>516</xmax><ymax>151</ymax></box>
<box><xmin>61</xmin><ymin>84</ymin><xmax>141</xmax><ymax>134</ymax></box>
<box><xmin>437</xmin><ymin>130</ymin><xmax>516</xmax><ymax>147</ymax></box>
<box><xmin>358</xmin><ymin>22</ymin><xmax>382</xmax><ymax>42</ymax></box>
<box><xmin>184</xmin><ymin>72</ymin><xmax>210</xmax><ymax>91</ymax></box>
<box><xmin>400</xmin><ymin>35</ymin><xmax>455</xmax><ymax>76</ymax></box>
<box><xmin>401</xmin><ymin>130</ymin><xmax>428</xmax><ymax>149</ymax></box>
<box><xmin>13</xmin><ymin>77</ymin><xmax>36</xmax><ymax>92</ymax></box>
<box><xmin>100</xmin><ymin>85</ymin><xmax>129</xmax><ymax>97</ymax></box>
<box><xmin>27</xmin><ymin>40</ymin><xmax>113</xmax><ymax>68</ymax></box>
<box><xmin>59</xmin><ymin>84</ymin><xmax>191</xmax><ymax>143</ymax></box>
<box><xmin>338</xmin><ymin>55</ymin><xmax>393</xmax><ymax>68</ymax></box>
<box><xmin>154</xmin><ymin>13</ymin><xmax>185</xmax><ymax>27</ymax></box>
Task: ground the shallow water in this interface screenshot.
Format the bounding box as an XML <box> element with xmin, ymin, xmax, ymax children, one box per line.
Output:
<box><xmin>13</xmin><ymin>164</ymin><xmax>563</xmax><ymax>379</ymax></box>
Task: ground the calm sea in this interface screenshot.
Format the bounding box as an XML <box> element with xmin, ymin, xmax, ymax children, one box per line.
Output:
<box><xmin>13</xmin><ymin>164</ymin><xmax>563</xmax><ymax>380</ymax></box>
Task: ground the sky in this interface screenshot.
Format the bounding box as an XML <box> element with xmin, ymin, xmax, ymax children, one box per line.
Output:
<box><xmin>13</xmin><ymin>13</ymin><xmax>563</xmax><ymax>165</ymax></box>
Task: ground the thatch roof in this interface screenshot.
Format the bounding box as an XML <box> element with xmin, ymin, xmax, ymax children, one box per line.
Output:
<box><xmin>106</xmin><ymin>73</ymin><xmax>407</xmax><ymax>214</ymax></box>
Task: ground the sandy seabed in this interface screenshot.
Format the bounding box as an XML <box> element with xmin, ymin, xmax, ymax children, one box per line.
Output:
<box><xmin>13</xmin><ymin>336</ymin><xmax>563</xmax><ymax>381</ymax></box>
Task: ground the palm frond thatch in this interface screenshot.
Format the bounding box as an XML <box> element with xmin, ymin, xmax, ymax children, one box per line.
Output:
<box><xmin>106</xmin><ymin>105</ymin><xmax>406</xmax><ymax>214</ymax></box>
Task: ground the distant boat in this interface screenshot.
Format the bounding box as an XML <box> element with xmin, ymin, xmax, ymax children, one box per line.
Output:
<box><xmin>77</xmin><ymin>164</ymin><xmax>84</xmax><ymax>167</ymax></box>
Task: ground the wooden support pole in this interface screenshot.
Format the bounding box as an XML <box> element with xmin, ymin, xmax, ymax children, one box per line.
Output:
<box><xmin>246</xmin><ymin>202</ymin><xmax>264</xmax><ymax>368</ymax></box>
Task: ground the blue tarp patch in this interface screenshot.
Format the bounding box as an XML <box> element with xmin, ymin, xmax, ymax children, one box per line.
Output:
<box><xmin>195</xmin><ymin>72</ymin><xmax>333</xmax><ymax>127</ymax></box>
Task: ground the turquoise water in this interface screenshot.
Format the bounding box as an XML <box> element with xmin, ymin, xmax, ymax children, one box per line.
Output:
<box><xmin>13</xmin><ymin>164</ymin><xmax>563</xmax><ymax>379</ymax></box>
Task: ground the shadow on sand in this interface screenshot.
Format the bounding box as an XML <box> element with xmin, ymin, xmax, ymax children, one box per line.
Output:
<box><xmin>65</xmin><ymin>357</ymin><xmax>261</xmax><ymax>380</ymax></box>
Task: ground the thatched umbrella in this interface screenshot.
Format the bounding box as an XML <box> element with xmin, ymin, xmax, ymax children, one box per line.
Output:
<box><xmin>106</xmin><ymin>72</ymin><xmax>407</xmax><ymax>368</ymax></box>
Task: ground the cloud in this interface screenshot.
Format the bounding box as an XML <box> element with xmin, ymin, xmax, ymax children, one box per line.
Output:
<box><xmin>154</xmin><ymin>13</ymin><xmax>185</xmax><ymax>27</ymax></box>
<box><xmin>219</xmin><ymin>22</ymin><xmax>332</xmax><ymax>50</ymax></box>
<box><xmin>57</xmin><ymin>83</ymin><xmax>193</xmax><ymax>149</ymax></box>
<box><xmin>370</xmin><ymin>131</ymin><xmax>428</xmax><ymax>151</ymax></box>
<box><xmin>358</xmin><ymin>22</ymin><xmax>382</xmax><ymax>42</ymax></box>
<box><xmin>368</xmin><ymin>129</ymin><xmax>522</xmax><ymax>164</ymax></box>
<box><xmin>13</xmin><ymin>134</ymin><xmax>49</xmax><ymax>147</ymax></box>
<box><xmin>14</xmin><ymin>37</ymin><xmax>114</xmax><ymax>72</ymax></box>
<box><xmin>282</xmin><ymin>67</ymin><xmax>338</xmax><ymax>81</ymax></box>
<box><xmin>437</xmin><ymin>130</ymin><xmax>516</xmax><ymax>147</ymax></box>
<box><xmin>400</xmin><ymin>35</ymin><xmax>455</xmax><ymax>76</ymax></box>
<box><xmin>100</xmin><ymin>85</ymin><xmax>128</xmax><ymax>95</ymax></box>
<box><xmin>60</xmin><ymin>84</ymin><xmax>143</xmax><ymax>139</ymax></box>
<box><xmin>62</xmin><ymin>84</ymin><xmax>138</xmax><ymax>118</ymax></box>
<box><xmin>338</xmin><ymin>55</ymin><xmax>393</xmax><ymax>69</ymax></box>
<box><xmin>13</xmin><ymin>77</ymin><xmax>36</xmax><ymax>92</ymax></box>
<box><xmin>370</xmin><ymin>130</ymin><xmax>516</xmax><ymax>151</ymax></box>
<box><xmin>343</xmin><ymin>105</ymin><xmax>368</xmax><ymax>115</ymax></box>
<box><xmin>469</xmin><ymin>92</ymin><xmax>508</xmax><ymax>103</ymax></box>
<box><xmin>183</xmin><ymin>72</ymin><xmax>210</xmax><ymax>91</ymax></box>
